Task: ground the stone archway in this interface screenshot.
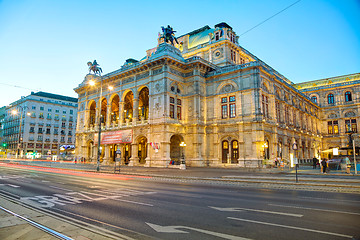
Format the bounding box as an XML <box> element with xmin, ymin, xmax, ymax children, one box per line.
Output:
<box><xmin>138</xmin><ymin>87</ymin><xmax>149</xmax><ymax>121</ymax></box>
<box><xmin>170</xmin><ymin>135</ymin><xmax>182</xmax><ymax>165</ymax></box>
<box><xmin>124</xmin><ymin>91</ymin><xmax>134</xmax><ymax>122</ymax></box>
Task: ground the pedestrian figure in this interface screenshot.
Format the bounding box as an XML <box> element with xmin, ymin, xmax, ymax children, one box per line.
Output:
<box><xmin>321</xmin><ymin>159</ymin><xmax>327</xmax><ymax>174</ymax></box>
<box><xmin>345</xmin><ymin>157</ymin><xmax>351</xmax><ymax>174</ymax></box>
<box><xmin>312</xmin><ymin>157</ymin><xmax>318</xmax><ymax>169</ymax></box>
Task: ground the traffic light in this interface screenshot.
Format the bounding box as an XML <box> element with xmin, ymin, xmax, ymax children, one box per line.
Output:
<box><xmin>2</xmin><ymin>143</ymin><xmax>7</xmax><ymax>148</ymax></box>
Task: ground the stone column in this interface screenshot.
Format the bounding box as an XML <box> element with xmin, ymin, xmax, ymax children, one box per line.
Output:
<box><xmin>133</xmin><ymin>98</ymin><xmax>139</xmax><ymax>123</ymax></box>
<box><xmin>144</xmin><ymin>142</ymin><xmax>151</xmax><ymax>167</ymax></box>
<box><xmin>128</xmin><ymin>143</ymin><xmax>139</xmax><ymax>166</ymax></box>
<box><xmin>103</xmin><ymin>145</ymin><xmax>110</xmax><ymax>164</ymax></box>
<box><xmin>106</xmin><ymin>105</ymin><xmax>111</xmax><ymax>128</ymax></box>
<box><xmin>119</xmin><ymin>101</ymin><xmax>124</xmax><ymax>126</ymax></box>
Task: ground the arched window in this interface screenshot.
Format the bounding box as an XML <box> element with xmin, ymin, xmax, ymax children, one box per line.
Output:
<box><xmin>311</xmin><ymin>96</ymin><xmax>317</xmax><ymax>103</ymax></box>
<box><xmin>345</xmin><ymin>91</ymin><xmax>352</xmax><ymax>102</ymax></box>
<box><xmin>327</xmin><ymin>94</ymin><xmax>334</xmax><ymax>104</ymax></box>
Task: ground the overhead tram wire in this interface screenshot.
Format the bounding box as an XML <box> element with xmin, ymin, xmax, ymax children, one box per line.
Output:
<box><xmin>238</xmin><ymin>0</ymin><xmax>302</xmax><ymax>38</ymax></box>
<box><xmin>0</xmin><ymin>82</ymin><xmax>40</xmax><ymax>92</ymax></box>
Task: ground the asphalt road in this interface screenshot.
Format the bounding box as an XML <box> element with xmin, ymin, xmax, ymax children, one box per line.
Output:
<box><xmin>0</xmin><ymin>165</ymin><xmax>359</xmax><ymax>240</ymax></box>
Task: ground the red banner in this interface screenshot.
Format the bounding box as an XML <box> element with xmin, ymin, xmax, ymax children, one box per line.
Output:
<box><xmin>95</xmin><ymin>130</ymin><xmax>132</xmax><ymax>145</ymax></box>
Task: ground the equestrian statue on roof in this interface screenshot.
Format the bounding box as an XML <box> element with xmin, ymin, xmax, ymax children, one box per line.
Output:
<box><xmin>87</xmin><ymin>60</ymin><xmax>102</xmax><ymax>76</ymax></box>
<box><xmin>160</xmin><ymin>25</ymin><xmax>179</xmax><ymax>46</ymax></box>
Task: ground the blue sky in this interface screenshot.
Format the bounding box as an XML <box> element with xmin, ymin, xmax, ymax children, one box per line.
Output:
<box><xmin>0</xmin><ymin>0</ymin><xmax>359</xmax><ymax>106</ymax></box>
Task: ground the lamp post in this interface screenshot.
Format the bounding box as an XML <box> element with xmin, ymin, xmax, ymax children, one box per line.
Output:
<box><xmin>11</xmin><ymin>107</ymin><xmax>30</xmax><ymax>158</ymax></box>
<box><xmin>88</xmin><ymin>60</ymin><xmax>104</xmax><ymax>172</ymax></box>
<box><xmin>180</xmin><ymin>141</ymin><xmax>186</xmax><ymax>170</ymax></box>
<box><xmin>346</xmin><ymin>123</ymin><xmax>358</xmax><ymax>174</ymax></box>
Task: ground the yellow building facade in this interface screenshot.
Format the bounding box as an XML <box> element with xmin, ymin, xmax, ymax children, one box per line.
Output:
<box><xmin>74</xmin><ymin>23</ymin><xmax>356</xmax><ymax>168</ymax></box>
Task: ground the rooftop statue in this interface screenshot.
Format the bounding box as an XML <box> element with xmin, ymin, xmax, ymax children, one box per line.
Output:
<box><xmin>87</xmin><ymin>60</ymin><xmax>102</xmax><ymax>76</ymax></box>
<box><xmin>160</xmin><ymin>25</ymin><xmax>178</xmax><ymax>46</ymax></box>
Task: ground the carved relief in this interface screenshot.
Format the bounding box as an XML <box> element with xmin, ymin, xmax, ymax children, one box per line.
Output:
<box><xmin>220</xmin><ymin>84</ymin><xmax>235</xmax><ymax>93</ymax></box>
<box><xmin>213</xmin><ymin>48</ymin><xmax>223</xmax><ymax>59</ymax></box>
<box><xmin>345</xmin><ymin>111</ymin><xmax>356</xmax><ymax>117</ymax></box>
<box><xmin>155</xmin><ymin>83</ymin><xmax>161</xmax><ymax>92</ymax></box>
<box><xmin>328</xmin><ymin>113</ymin><xmax>337</xmax><ymax>119</ymax></box>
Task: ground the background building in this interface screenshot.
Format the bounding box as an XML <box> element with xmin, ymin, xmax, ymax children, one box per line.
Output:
<box><xmin>1</xmin><ymin>92</ymin><xmax>78</xmax><ymax>158</ymax></box>
<box><xmin>295</xmin><ymin>73</ymin><xmax>360</xmax><ymax>160</ymax></box>
<box><xmin>74</xmin><ymin>23</ymin><xmax>331</xmax><ymax>168</ymax></box>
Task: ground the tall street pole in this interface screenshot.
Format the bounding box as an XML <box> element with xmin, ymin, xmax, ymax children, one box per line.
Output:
<box><xmin>17</xmin><ymin>107</ymin><xmax>24</xmax><ymax>158</ymax></box>
<box><xmin>353</xmin><ymin>135</ymin><xmax>357</xmax><ymax>174</ymax></box>
<box><xmin>96</xmin><ymin>74</ymin><xmax>103</xmax><ymax>172</ymax></box>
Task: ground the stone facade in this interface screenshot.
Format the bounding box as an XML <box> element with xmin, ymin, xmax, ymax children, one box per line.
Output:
<box><xmin>74</xmin><ymin>23</ymin><xmax>356</xmax><ymax>168</ymax></box>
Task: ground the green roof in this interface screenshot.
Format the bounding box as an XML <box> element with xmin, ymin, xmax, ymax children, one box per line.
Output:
<box><xmin>31</xmin><ymin>91</ymin><xmax>78</xmax><ymax>103</ymax></box>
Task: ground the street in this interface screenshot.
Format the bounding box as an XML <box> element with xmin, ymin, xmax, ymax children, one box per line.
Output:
<box><xmin>0</xmin><ymin>164</ymin><xmax>360</xmax><ymax>240</ymax></box>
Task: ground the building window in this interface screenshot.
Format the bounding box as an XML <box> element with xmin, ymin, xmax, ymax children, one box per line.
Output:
<box><xmin>32</xmin><ymin>106</ymin><xmax>36</xmax><ymax>110</ymax></box>
<box><xmin>285</xmin><ymin>106</ymin><xmax>289</xmax><ymax>125</ymax></box>
<box><xmin>29</xmin><ymin>127</ymin><xmax>35</xmax><ymax>133</ymax></box>
<box><xmin>169</xmin><ymin>104</ymin><xmax>174</xmax><ymax>118</ymax></box>
<box><xmin>215</xmin><ymin>32</ymin><xmax>220</xmax><ymax>41</ymax></box>
<box><xmin>54</xmin><ymin>129</ymin><xmax>58</xmax><ymax>135</ymax></box>
<box><xmin>328</xmin><ymin>121</ymin><xmax>339</xmax><ymax>134</ymax></box>
<box><xmin>221</xmin><ymin>105</ymin><xmax>228</xmax><ymax>119</ymax></box>
<box><xmin>327</xmin><ymin>94</ymin><xmax>334</xmax><ymax>104</ymax></box>
<box><xmin>345</xmin><ymin>119</ymin><xmax>357</xmax><ymax>133</ymax></box>
<box><xmin>68</xmin><ymin>137</ymin><xmax>72</xmax><ymax>143</ymax></box>
<box><xmin>293</xmin><ymin>110</ymin><xmax>297</xmax><ymax>126</ymax></box>
<box><xmin>275</xmin><ymin>101</ymin><xmax>281</xmax><ymax>123</ymax></box>
<box><xmin>55</xmin><ymin>109</ymin><xmax>59</xmax><ymax>113</ymax></box>
<box><xmin>262</xmin><ymin>95</ymin><xmax>269</xmax><ymax>118</ymax></box>
<box><xmin>37</xmin><ymin>135</ymin><xmax>43</xmax><ymax>141</ymax></box>
<box><xmin>63</xmin><ymin>110</ymin><xmax>66</xmax><ymax>114</ymax></box>
<box><xmin>68</xmin><ymin>130</ymin><xmax>72</xmax><ymax>136</ymax></box>
<box><xmin>40</xmin><ymin>106</ymin><xmax>44</xmax><ymax>111</ymax></box>
<box><xmin>221</xmin><ymin>96</ymin><xmax>236</xmax><ymax>119</ymax></box>
<box><xmin>47</xmin><ymin>113</ymin><xmax>51</xmax><ymax>120</ymax></box>
<box><xmin>61</xmin><ymin>122</ymin><xmax>66</xmax><ymax>128</ymax></box>
<box><xmin>70</xmin><ymin>110</ymin><xmax>73</xmax><ymax>114</ymax></box>
<box><xmin>169</xmin><ymin>97</ymin><xmax>181</xmax><ymax>120</ymax></box>
<box><xmin>229</xmin><ymin>104</ymin><xmax>236</xmax><ymax>118</ymax></box>
<box><xmin>311</xmin><ymin>96</ymin><xmax>317</xmax><ymax>103</ymax></box>
<box><xmin>46</xmin><ymin>128</ymin><xmax>51</xmax><ymax>134</ymax></box>
<box><xmin>39</xmin><ymin>113</ymin><xmax>44</xmax><ymax>119</ymax></box>
<box><xmin>38</xmin><ymin>127</ymin><xmax>43</xmax><ymax>134</ymax></box>
<box><xmin>345</xmin><ymin>91</ymin><xmax>352</xmax><ymax>102</ymax></box>
<box><xmin>230</xmin><ymin>49</ymin><xmax>236</xmax><ymax>63</ymax></box>
<box><xmin>48</xmin><ymin>108</ymin><xmax>52</xmax><ymax>112</ymax></box>
<box><xmin>177</xmin><ymin>106</ymin><xmax>181</xmax><ymax>120</ymax></box>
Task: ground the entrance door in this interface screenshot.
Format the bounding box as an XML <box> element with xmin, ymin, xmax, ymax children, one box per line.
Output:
<box><xmin>231</xmin><ymin>140</ymin><xmax>239</xmax><ymax>163</ymax></box>
<box><xmin>124</xmin><ymin>144</ymin><xmax>131</xmax><ymax>165</ymax></box>
<box><xmin>222</xmin><ymin>140</ymin><xmax>229</xmax><ymax>163</ymax></box>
